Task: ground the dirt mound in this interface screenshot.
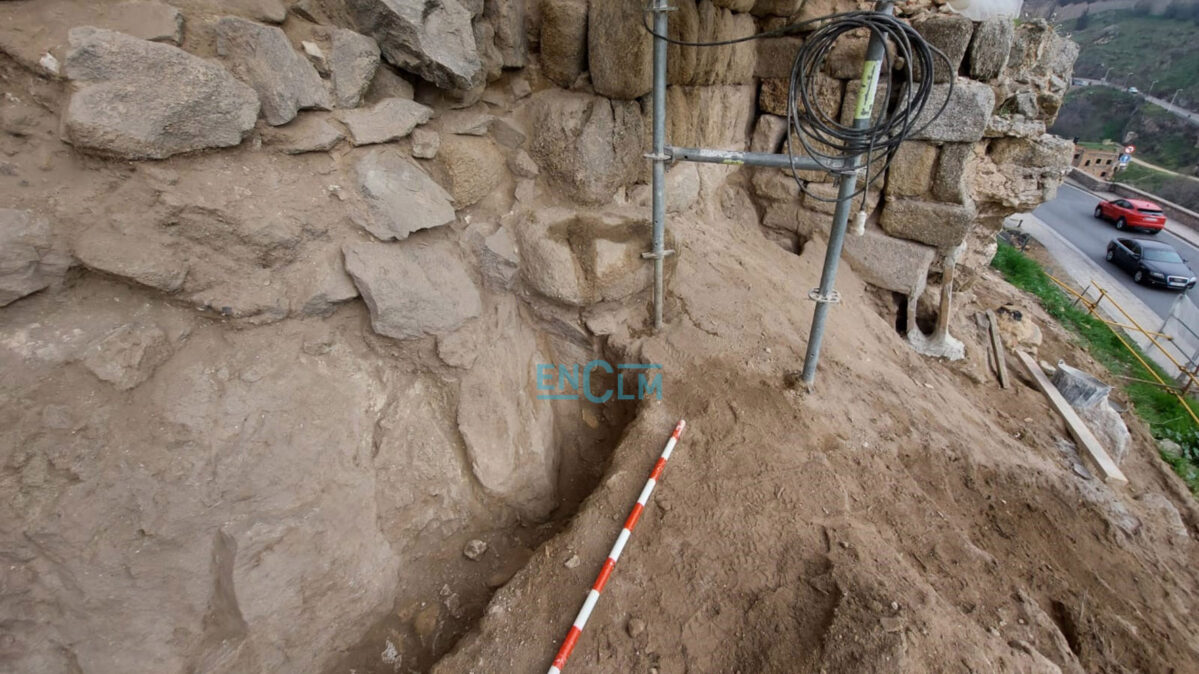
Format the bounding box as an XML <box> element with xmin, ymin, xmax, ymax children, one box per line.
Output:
<box><xmin>433</xmin><ymin>184</ymin><xmax>1199</xmax><ymax>673</ymax></box>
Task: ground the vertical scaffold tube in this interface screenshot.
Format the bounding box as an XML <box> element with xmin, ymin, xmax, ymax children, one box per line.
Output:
<box><xmin>650</xmin><ymin>0</ymin><xmax>669</xmax><ymax>329</ymax></box>
<box><xmin>800</xmin><ymin>1</ymin><xmax>893</xmax><ymax>387</ymax></box>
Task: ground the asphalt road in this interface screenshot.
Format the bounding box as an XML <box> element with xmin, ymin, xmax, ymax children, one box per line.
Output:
<box><xmin>1031</xmin><ymin>183</ymin><xmax>1199</xmax><ymax>318</ymax></box>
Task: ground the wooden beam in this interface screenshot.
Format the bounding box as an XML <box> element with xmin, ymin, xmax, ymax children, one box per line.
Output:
<box><xmin>986</xmin><ymin>310</ymin><xmax>1010</xmax><ymax>389</ymax></box>
<box><xmin>1015</xmin><ymin>351</ymin><xmax>1128</xmax><ymax>485</ymax></box>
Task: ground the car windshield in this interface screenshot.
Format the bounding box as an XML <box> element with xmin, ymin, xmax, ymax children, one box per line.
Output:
<box><xmin>1142</xmin><ymin>248</ymin><xmax>1183</xmax><ymax>263</ymax></box>
<box><xmin>1137</xmin><ymin>208</ymin><xmax>1164</xmax><ymax>215</ymax></box>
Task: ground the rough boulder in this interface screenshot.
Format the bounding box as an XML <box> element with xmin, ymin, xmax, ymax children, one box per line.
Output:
<box><xmin>61</xmin><ymin>27</ymin><xmax>259</xmax><ymax>159</ymax></box>
<box><xmin>344</xmin><ymin>0</ymin><xmax>483</xmax><ymax>90</ymax></box>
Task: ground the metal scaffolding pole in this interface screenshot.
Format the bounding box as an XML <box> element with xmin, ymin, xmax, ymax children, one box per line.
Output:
<box><xmin>799</xmin><ymin>1</ymin><xmax>892</xmax><ymax>387</ymax></box>
<box><xmin>647</xmin><ymin>0</ymin><xmax>671</xmax><ymax>330</ymax></box>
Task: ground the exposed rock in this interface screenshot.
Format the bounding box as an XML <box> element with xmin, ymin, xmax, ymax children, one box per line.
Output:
<box><xmin>353</xmin><ymin>148</ymin><xmax>456</xmax><ymax>241</ymax></box>
<box><xmin>485</xmin><ymin>0</ymin><xmax>527</xmax><ymax>68</ymax></box>
<box><xmin>365</xmin><ymin>65</ymin><xmax>416</xmax><ymax>102</ymax></box>
<box><xmin>436</xmin><ymin>135</ymin><xmax>506</xmax><ymax>208</ymax></box>
<box><xmin>756</xmin><ymin>37</ymin><xmax>803</xmax><ymax>79</ymax></box>
<box><xmin>1002</xmin><ymin>20</ymin><xmax>1078</xmax><ymax>120</ymax></box>
<box><xmin>508</xmin><ymin>149</ymin><xmax>539</xmax><ymax>178</ymax></box>
<box><xmin>589</xmin><ymin>0</ymin><xmax>652</xmax><ymax>99</ymax></box>
<box><xmin>1053</xmin><ymin>362</ymin><xmax>1131</xmax><ymax>466</ymax></box>
<box><xmin>108</xmin><ymin>0</ymin><xmax>184</xmax><ymax>44</ymax></box>
<box><xmin>261</xmin><ymin>114</ymin><xmax>344</xmax><ymax>154</ymax></box>
<box><xmin>969</xmin><ymin>15</ymin><xmax>1013</xmax><ymax>80</ymax></box>
<box><xmin>880</xmin><ymin>197</ymin><xmax>977</xmax><ymax>250</ymax></box>
<box><xmin>80</xmin><ymin>323</ymin><xmax>172</xmax><ymax>390</ymax></box>
<box><xmin>74</xmin><ymin>225</ymin><xmax>187</xmax><ymax>292</ymax></box>
<box><xmin>510</xmin><ymin>77</ymin><xmax>531</xmax><ymax>99</ymax></box>
<box><xmin>908</xmin><ymin>78</ymin><xmax>995</xmax><ymax>143</ymax></box>
<box><xmin>0</xmin><ymin>209</ymin><xmax>70</xmax><ymax>307</ymax></box>
<box><xmin>666</xmin><ymin>84</ymin><xmax>755</xmax><ymax>149</ymax></box>
<box><xmin>1135</xmin><ymin>493</ymin><xmax>1189</xmax><ymax>544</ymax></box>
<box><xmin>750</xmin><ymin>113</ymin><xmax>787</xmax><ymax>153</ymax></box>
<box><xmin>885</xmin><ymin>142</ymin><xmax>937</xmax><ymax>198</ymax></box>
<box><xmin>1</xmin><ymin>323</ymin><xmax>403</xmax><ymax>674</ymax></box>
<box><xmin>329</xmin><ymin>28</ymin><xmax>381</xmax><ymax>108</ymax></box>
<box><xmin>296</xmin><ymin>248</ymin><xmax>359</xmax><ymax>316</ymax></box>
<box><xmin>665</xmin><ymin>1</ymin><xmax>757</xmax><ymax>86</ymax></box>
<box><xmin>216</xmin><ymin>16</ymin><xmax>331</xmax><ymax>126</ymax></box>
<box><xmin>457</xmin><ymin>297</ymin><xmax>557</xmax><ymax>519</ymax></box>
<box><xmin>973</xmin><ymin>134</ymin><xmax>1072</xmax><ymax>212</ymax></box>
<box><xmin>411</xmin><ymin>128</ymin><xmax>440</xmax><ymax>159</ymax></box>
<box><xmin>479</xmin><ymin>225</ymin><xmax>519</xmax><ymax>289</ymax></box>
<box><xmin>463</xmin><ymin>539</ymin><xmax>488</xmax><ymax>560</ymax></box>
<box><xmin>62</xmin><ymin>27</ymin><xmax>259</xmax><ymax>159</ymax></box>
<box><xmin>541</xmin><ymin>0</ymin><xmax>588</xmax><ymax>88</ymax></box>
<box><xmin>345</xmin><ymin>0</ymin><xmax>483</xmax><ymax>90</ymax></box>
<box><xmin>760</xmin><ymin>73</ymin><xmax>841</xmax><ymax>119</ymax></box>
<box><xmin>491</xmin><ymin>118</ymin><xmax>526</xmax><ymax>149</ymax></box>
<box><xmin>441</xmin><ymin>110</ymin><xmax>494</xmax><ymax>136</ymax></box>
<box><xmin>843</xmin><ymin>227</ymin><xmax>935</xmax><ymax>298</ymax></box>
<box><xmin>342</xmin><ymin>239</ymin><xmax>482</xmax><ymax>340</ymax></box>
<box><xmin>336</xmin><ymin>97</ymin><xmax>433</xmax><ymax>145</ymax></box>
<box><xmin>912</xmin><ymin>14</ymin><xmax>973</xmax><ymax>83</ymax></box>
<box><xmin>514</xmin><ymin>209</ymin><xmax>654</xmax><ymax>306</ymax></box>
<box><xmin>528</xmin><ymin>91</ymin><xmax>644</xmax><ymax>205</ymax></box>
<box><xmin>225</xmin><ymin>0</ymin><xmax>288</xmax><ymax>23</ymax></box>
<box><xmin>473</xmin><ymin>18</ymin><xmax>503</xmax><ymax>84</ymax></box>
<box><xmin>932</xmin><ymin>143</ymin><xmax>973</xmax><ymax>204</ymax></box>
<box><xmin>995</xmin><ymin>304</ymin><xmax>1043</xmax><ymax>351</ymax></box>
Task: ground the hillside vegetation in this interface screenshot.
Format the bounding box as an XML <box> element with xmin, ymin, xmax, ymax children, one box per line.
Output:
<box><xmin>1051</xmin><ymin>87</ymin><xmax>1199</xmax><ymax>173</ymax></box>
<box><xmin>1059</xmin><ymin>9</ymin><xmax>1199</xmax><ymax>108</ymax></box>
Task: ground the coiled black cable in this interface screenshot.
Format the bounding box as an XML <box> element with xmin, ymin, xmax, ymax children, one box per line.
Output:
<box><xmin>641</xmin><ymin>8</ymin><xmax>953</xmax><ymax>206</ymax></box>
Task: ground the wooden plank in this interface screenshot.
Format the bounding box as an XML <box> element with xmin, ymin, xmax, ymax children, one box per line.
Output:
<box><xmin>1015</xmin><ymin>350</ymin><xmax>1128</xmax><ymax>485</ymax></box>
<box><xmin>986</xmin><ymin>310</ymin><xmax>1010</xmax><ymax>390</ymax></box>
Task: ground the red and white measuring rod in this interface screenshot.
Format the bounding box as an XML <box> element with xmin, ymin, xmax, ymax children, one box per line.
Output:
<box><xmin>546</xmin><ymin>419</ymin><xmax>687</xmax><ymax>674</ymax></box>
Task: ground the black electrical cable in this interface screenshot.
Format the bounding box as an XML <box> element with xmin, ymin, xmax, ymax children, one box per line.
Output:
<box><xmin>641</xmin><ymin>8</ymin><xmax>953</xmax><ymax>205</ymax></box>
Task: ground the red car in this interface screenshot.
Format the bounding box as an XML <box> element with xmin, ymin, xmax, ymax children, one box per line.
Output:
<box><xmin>1093</xmin><ymin>198</ymin><xmax>1168</xmax><ymax>233</ymax></box>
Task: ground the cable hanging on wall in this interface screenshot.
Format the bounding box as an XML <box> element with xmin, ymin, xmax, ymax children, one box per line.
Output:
<box><xmin>641</xmin><ymin>9</ymin><xmax>953</xmax><ymax>203</ymax></box>
<box><xmin>637</xmin><ymin>0</ymin><xmax>955</xmax><ymax>388</ymax></box>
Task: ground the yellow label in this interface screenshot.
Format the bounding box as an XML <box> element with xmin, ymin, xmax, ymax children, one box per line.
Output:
<box><xmin>854</xmin><ymin>60</ymin><xmax>882</xmax><ymax>120</ymax></box>
<box><xmin>721</xmin><ymin>158</ymin><xmax>745</xmax><ymax>165</ymax></box>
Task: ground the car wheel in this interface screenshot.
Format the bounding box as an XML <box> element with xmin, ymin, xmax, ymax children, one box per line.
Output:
<box><xmin>1106</xmin><ymin>249</ymin><xmax>1115</xmax><ymax>261</ymax></box>
<box><xmin>1094</xmin><ymin>205</ymin><xmax>1104</xmax><ymax>218</ymax></box>
<box><xmin>1116</xmin><ymin>217</ymin><xmax>1126</xmax><ymax>230</ymax></box>
<box><xmin>1134</xmin><ymin>269</ymin><xmax>1145</xmax><ymax>284</ymax></box>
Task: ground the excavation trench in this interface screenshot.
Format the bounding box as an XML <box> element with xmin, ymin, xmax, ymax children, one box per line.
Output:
<box><xmin>330</xmin><ymin>340</ymin><xmax>640</xmax><ymax>674</ymax></box>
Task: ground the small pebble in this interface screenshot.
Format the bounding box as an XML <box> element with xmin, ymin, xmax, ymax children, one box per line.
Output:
<box><xmin>890</xmin><ymin>601</ymin><xmax>899</xmax><ymax>611</ymax></box>
<box><xmin>627</xmin><ymin>617</ymin><xmax>646</xmax><ymax>638</ymax></box>
<box><xmin>564</xmin><ymin>554</ymin><xmax>581</xmax><ymax>569</ymax></box>
<box><xmin>463</xmin><ymin>539</ymin><xmax>487</xmax><ymax>560</ymax></box>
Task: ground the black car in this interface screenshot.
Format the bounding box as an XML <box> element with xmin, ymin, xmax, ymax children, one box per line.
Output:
<box><xmin>1105</xmin><ymin>238</ymin><xmax>1197</xmax><ymax>290</ymax></box>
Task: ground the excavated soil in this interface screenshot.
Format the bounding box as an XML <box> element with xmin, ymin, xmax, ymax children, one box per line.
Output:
<box><xmin>431</xmin><ymin>184</ymin><xmax>1199</xmax><ymax>673</ymax></box>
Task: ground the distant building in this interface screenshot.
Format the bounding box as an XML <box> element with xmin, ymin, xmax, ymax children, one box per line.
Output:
<box><xmin>1072</xmin><ymin>145</ymin><xmax>1120</xmax><ymax>180</ymax></box>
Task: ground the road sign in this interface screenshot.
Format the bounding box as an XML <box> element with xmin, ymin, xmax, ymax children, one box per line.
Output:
<box><xmin>1119</xmin><ymin>153</ymin><xmax>1131</xmax><ymax>165</ymax></box>
<box><xmin>1125</xmin><ymin>145</ymin><xmax>1136</xmax><ymax>154</ymax></box>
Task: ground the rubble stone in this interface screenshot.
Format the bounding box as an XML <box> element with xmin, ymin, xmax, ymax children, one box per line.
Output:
<box><xmin>353</xmin><ymin>148</ymin><xmax>456</xmax><ymax>241</ymax></box>
<box><xmin>217</xmin><ymin>16</ymin><xmax>331</xmax><ymax>126</ymax></box>
<box><xmin>541</xmin><ymin>0</ymin><xmax>588</xmax><ymax>88</ymax></box>
<box><xmin>908</xmin><ymin>78</ymin><xmax>995</xmax><ymax>143</ymax></box>
<box><xmin>880</xmin><ymin>197</ymin><xmax>977</xmax><ymax>249</ymax></box>
<box><xmin>528</xmin><ymin>91</ymin><xmax>643</xmax><ymax>205</ymax></box>
<box><xmin>345</xmin><ymin>0</ymin><xmax>483</xmax><ymax>90</ymax></box>
<box><xmin>436</xmin><ymin>136</ymin><xmax>506</xmax><ymax>208</ymax></box>
<box><xmin>968</xmin><ymin>16</ymin><xmax>1013</xmax><ymax>81</ymax></box>
<box><xmin>343</xmin><ymin>239</ymin><xmax>482</xmax><ymax>340</ymax></box>
<box><xmin>337</xmin><ymin>97</ymin><xmax>433</xmax><ymax>145</ymax></box>
<box><xmin>0</xmin><ymin>209</ymin><xmax>70</xmax><ymax>306</ymax></box>
<box><xmin>62</xmin><ymin>27</ymin><xmax>259</xmax><ymax>159</ymax></box>
<box><xmin>329</xmin><ymin>28</ymin><xmax>380</xmax><ymax>109</ymax></box>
